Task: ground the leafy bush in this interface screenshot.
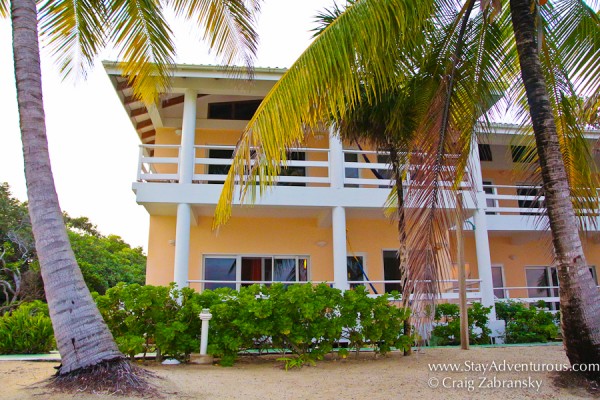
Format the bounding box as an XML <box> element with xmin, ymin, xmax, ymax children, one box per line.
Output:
<box><xmin>95</xmin><ymin>283</ymin><xmax>199</xmax><ymax>361</ymax></box>
<box><xmin>95</xmin><ymin>283</ymin><xmax>412</xmax><ymax>366</ymax></box>
<box><xmin>0</xmin><ymin>301</ymin><xmax>55</xmax><ymax>354</ymax></box>
<box><xmin>339</xmin><ymin>286</ymin><xmax>411</xmax><ymax>355</ymax></box>
<box><xmin>495</xmin><ymin>300</ymin><xmax>558</xmax><ymax>343</ymax></box>
<box><xmin>430</xmin><ymin>302</ymin><xmax>491</xmax><ymax>346</ymax></box>
<box><xmin>207</xmin><ymin>284</ymin><xmax>346</xmax><ymax>365</ymax></box>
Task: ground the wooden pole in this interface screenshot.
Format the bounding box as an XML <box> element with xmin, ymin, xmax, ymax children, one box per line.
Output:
<box><xmin>456</xmin><ymin>192</ymin><xmax>469</xmax><ymax>350</ymax></box>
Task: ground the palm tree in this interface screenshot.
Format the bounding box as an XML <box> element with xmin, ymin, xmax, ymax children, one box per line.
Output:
<box><xmin>6</xmin><ymin>0</ymin><xmax>261</xmax><ymax>389</ymax></box>
<box><xmin>214</xmin><ymin>0</ymin><xmax>600</xmax><ymax>372</ymax></box>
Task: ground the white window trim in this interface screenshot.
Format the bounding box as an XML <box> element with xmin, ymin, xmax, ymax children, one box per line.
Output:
<box><xmin>491</xmin><ymin>264</ymin><xmax>506</xmax><ymax>299</ymax></box>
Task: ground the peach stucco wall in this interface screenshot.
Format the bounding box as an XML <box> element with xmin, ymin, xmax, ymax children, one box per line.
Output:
<box><xmin>147</xmin><ymin>215</ymin><xmax>402</xmax><ymax>292</ymax></box>
<box><xmin>146</xmin><ymin>213</ymin><xmax>600</xmax><ymax>295</ymax></box>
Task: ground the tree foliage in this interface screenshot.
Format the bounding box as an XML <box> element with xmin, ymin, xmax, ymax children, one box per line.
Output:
<box><xmin>0</xmin><ymin>182</ymin><xmax>146</xmax><ymax>307</ymax></box>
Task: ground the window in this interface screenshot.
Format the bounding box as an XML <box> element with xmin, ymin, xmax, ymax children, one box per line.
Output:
<box><xmin>526</xmin><ymin>266</ymin><xmax>559</xmax><ymax>298</ymax></box>
<box><xmin>347</xmin><ymin>255</ymin><xmax>365</xmax><ymax>288</ymax></box>
<box><xmin>204</xmin><ymin>257</ymin><xmax>237</xmax><ymax>290</ymax></box>
<box><xmin>278</xmin><ymin>151</ymin><xmax>306</xmax><ymax>186</ymax></box>
<box><xmin>517</xmin><ymin>184</ymin><xmax>543</xmax><ymax>215</ymax></box>
<box><xmin>344</xmin><ymin>152</ymin><xmax>359</xmax><ymax>187</ymax></box>
<box><xmin>525</xmin><ymin>266</ymin><xmax>597</xmax><ymax>310</ymax></box>
<box><xmin>478</xmin><ymin>144</ymin><xmax>493</xmax><ymax>162</ymax></box>
<box><xmin>526</xmin><ymin>266</ymin><xmax>559</xmax><ymax>310</ymax></box>
<box><xmin>204</xmin><ymin>255</ymin><xmax>309</xmax><ymax>290</ymax></box>
<box><xmin>482</xmin><ymin>180</ymin><xmax>497</xmax><ymax>215</ymax></box>
<box><xmin>491</xmin><ymin>265</ymin><xmax>505</xmax><ymax>299</ymax></box>
<box><xmin>377</xmin><ymin>153</ymin><xmax>393</xmax><ymax>188</ymax></box>
<box><xmin>383</xmin><ymin>250</ymin><xmax>402</xmax><ymax>293</ymax></box>
<box><xmin>208</xmin><ymin>100</ymin><xmax>261</xmax><ymax>120</ymax></box>
<box><xmin>590</xmin><ymin>266</ymin><xmax>598</xmax><ymax>286</ymax></box>
<box><xmin>510</xmin><ymin>145</ymin><xmax>528</xmax><ymax>163</ymax></box>
<box><xmin>208</xmin><ymin>149</ymin><xmax>233</xmax><ymax>184</ymax></box>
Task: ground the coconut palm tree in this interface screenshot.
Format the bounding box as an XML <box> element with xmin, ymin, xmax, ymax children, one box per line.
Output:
<box><xmin>214</xmin><ymin>0</ymin><xmax>600</xmax><ymax>372</ymax></box>
<box><xmin>5</xmin><ymin>0</ymin><xmax>261</xmax><ymax>389</ymax></box>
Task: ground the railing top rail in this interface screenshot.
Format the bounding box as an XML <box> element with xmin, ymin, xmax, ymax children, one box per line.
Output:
<box><xmin>192</xmin><ymin>144</ymin><xmax>330</xmax><ymax>153</ymax></box>
<box><xmin>187</xmin><ymin>280</ymin><xmax>335</xmax><ymax>284</ymax></box>
<box><xmin>482</xmin><ymin>184</ymin><xmax>541</xmax><ymax>189</ymax></box>
<box><xmin>139</xmin><ymin>144</ymin><xmax>180</xmax><ymax>149</ymax></box>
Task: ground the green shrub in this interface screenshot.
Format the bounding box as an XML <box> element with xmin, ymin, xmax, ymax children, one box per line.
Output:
<box><xmin>430</xmin><ymin>302</ymin><xmax>491</xmax><ymax>346</ymax></box>
<box><xmin>95</xmin><ymin>283</ymin><xmax>412</xmax><ymax>366</ymax></box>
<box><xmin>0</xmin><ymin>301</ymin><xmax>55</xmax><ymax>354</ymax></box>
<box><xmin>204</xmin><ymin>285</ymin><xmax>270</xmax><ymax>366</ymax></box>
<box><xmin>339</xmin><ymin>286</ymin><xmax>411</xmax><ymax>355</ymax></box>
<box><xmin>268</xmin><ymin>283</ymin><xmax>344</xmax><ymax>361</ymax></box>
<box><xmin>495</xmin><ymin>300</ymin><xmax>558</xmax><ymax>343</ymax></box>
<box><xmin>95</xmin><ymin>283</ymin><xmax>197</xmax><ymax>361</ymax></box>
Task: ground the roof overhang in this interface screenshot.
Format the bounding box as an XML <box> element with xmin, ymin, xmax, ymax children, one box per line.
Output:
<box><xmin>103</xmin><ymin>62</ymin><xmax>287</xmax><ymax>144</ymax></box>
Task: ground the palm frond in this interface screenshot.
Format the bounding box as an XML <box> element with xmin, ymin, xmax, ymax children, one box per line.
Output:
<box><xmin>214</xmin><ymin>0</ymin><xmax>440</xmax><ymax>227</ymax></box>
<box><xmin>551</xmin><ymin>0</ymin><xmax>600</xmax><ymax>96</ymax></box>
<box><xmin>170</xmin><ymin>0</ymin><xmax>262</xmax><ymax>70</ymax></box>
<box><xmin>507</xmin><ymin>0</ymin><xmax>600</xmax><ymax>231</ymax></box>
<box><xmin>108</xmin><ymin>0</ymin><xmax>176</xmax><ymax>105</ymax></box>
<box><xmin>38</xmin><ymin>0</ymin><xmax>107</xmax><ymax>79</ymax></box>
<box><xmin>0</xmin><ymin>0</ymin><xmax>9</xmax><ymax>18</ymax></box>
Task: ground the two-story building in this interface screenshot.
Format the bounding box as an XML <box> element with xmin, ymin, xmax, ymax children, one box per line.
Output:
<box><xmin>104</xmin><ymin>62</ymin><xmax>600</xmax><ymax>320</ymax></box>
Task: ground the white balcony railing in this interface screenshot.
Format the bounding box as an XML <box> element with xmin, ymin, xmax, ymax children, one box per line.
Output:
<box><xmin>137</xmin><ymin>144</ymin><xmax>468</xmax><ymax>189</ymax></box>
<box><xmin>137</xmin><ymin>144</ymin><xmax>331</xmax><ymax>186</ymax></box>
<box><xmin>482</xmin><ymin>184</ymin><xmax>600</xmax><ymax>217</ymax></box>
<box><xmin>186</xmin><ymin>278</ymin><xmax>483</xmax><ymax>302</ymax></box>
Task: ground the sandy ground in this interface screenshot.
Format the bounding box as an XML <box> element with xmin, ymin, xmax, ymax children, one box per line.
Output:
<box><xmin>0</xmin><ymin>345</ymin><xmax>598</xmax><ymax>399</ymax></box>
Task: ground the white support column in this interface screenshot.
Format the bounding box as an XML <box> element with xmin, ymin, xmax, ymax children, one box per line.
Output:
<box><xmin>470</xmin><ymin>139</ymin><xmax>496</xmax><ymax>320</ymax></box>
<box><xmin>173</xmin><ymin>89</ymin><xmax>197</xmax><ymax>289</ymax></box>
<box><xmin>179</xmin><ymin>89</ymin><xmax>198</xmax><ymax>184</ymax></box>
<box><xmin>173</xmin><ymin>203</ymin><xmax>191</xmax><ymax>289</ymax></box>
<box><xmin>332</xmin><ymin>206</ymin><xmax>349</xmax><ymax>291</ymax></box>
<box><xmin>329</xmin><ymin>127</ymin><xmax>344</xmax><ymax>189</ymax></box>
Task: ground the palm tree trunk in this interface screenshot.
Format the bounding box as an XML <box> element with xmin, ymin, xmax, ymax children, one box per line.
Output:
<box><xmin>11</xmin><ymin>0</ymin><xmax>123</xmax><ymax>374</ymax></box>
<box><xmin>389</xmin><ymin>148</ymin><xmax>412</xmax><ymax>354</ymax></box>
<box><xmin>509</xmin><ymin>0</ymin><xmax>600</xmax><ymax>369</ymax></box>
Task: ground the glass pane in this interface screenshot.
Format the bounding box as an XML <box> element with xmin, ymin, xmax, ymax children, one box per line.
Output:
<box><xmin>344</xmin><ymin>153</ymin><xmax>359</xmax><ymax>188</ymax></box>
<box><xmin>241</xmin><ymin>257</ymin><xmax>263</xmax><ymax>287</ymax></box>
<box><xmin>274</xmin><ymin>258</ymin><xmax>297</xmax><ymax>282</ymax></box>
<box><xmin>234</xmin><ymin>100</ymin><xmax>261</xmax><ymax>120</ymax></box>
<box><xmin>347</xmin><ymin>256</ymin><xmax>364</xmax><ymax>288</ymax></box>
<box><xmin>383</xmin><ymin>251</ymin><xmax>401</xmax><ymax>293</ymax></box>
<box><xmin>298</xmin><ymin>258</ymin><xmax>309</xmax><ymax>282</ymax></box>
<box><xmin>517</xmin><ymin>185</ymin><xmax>543</xmax><ymax>215</ymax></box>
<box><xmin>550</xmin><ymin>267</ymin><xmax>559</xmax><ymax>297</ymax></box>
<box><xmin>526</xmin><ymin>268</ymin><xmax>549</xmax><ymax>298</ymax></box>
<box><xmin>478</xmin><ymin>144</ymin><xmax>492</xmax><ymax>161</ymax></box>
<box><xmin>264</xmin><ymin>258</ymin><xmax>273</xmax><ymax>282</ymax></box>
<box><xmin>377</xmin><ymin>154</ymin><xmax>392</xmax><ymax>188</ymax></box>
<box><xmin>278</xmin><ymin>152</ymin><xmax>306</xmax><ymax>187</ymax></box>
<box><xmin>482</xmin><ymin>180</ymin><xmax>497</xmax><ymax>215</ymax></box>
<box><xmin>590</xmin><ymin>266</ymin><xmax>598</xmax><ymax>285</ymax></box>
<box><xmin>491</xmin><ymin>266</ymin><xmax>505</xmax><ymax>299</ymax></box>
<box><xmin>208</xmin><ymin>149</ymin><xmax>234</xmax><ymax>184</ymax></box>
<box><xmin>208</xmin><ymin>102</ymin><xmax>232</xmax><ymax>119</ymax></box>
<box><xmin>205</xmin><ymin>258</ymin><xmax>236</xmax><ymax>290</ymax></box>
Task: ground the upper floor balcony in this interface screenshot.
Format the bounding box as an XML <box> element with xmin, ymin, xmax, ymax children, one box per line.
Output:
<box><xmin>133</xmin><ymin>143</ymin><xmax>478</xmax><ymax>212</ymax></box>
<box><xmin>134</xmin><ymin>143</ymin><xmax>600</xmax><ymax>232</ymax></box>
